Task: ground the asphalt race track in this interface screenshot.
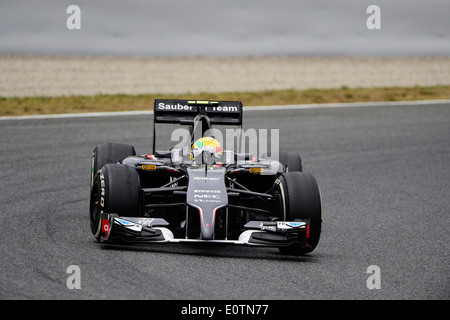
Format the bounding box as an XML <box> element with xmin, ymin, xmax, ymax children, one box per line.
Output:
<box><xmin>0</xmin><ymin>101</ymin><xmax>449</xmax><ymax>300</ymax></box>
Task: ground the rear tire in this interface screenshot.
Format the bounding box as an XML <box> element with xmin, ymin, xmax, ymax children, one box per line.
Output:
<box><xmin>90</xmin><ymin>164</ymin><xmax>142</xmax><ymax>241</ymax></box>
<box><xmin>274</xmin><ymin>172</ymin><xmax>322</xmax><ymax>254</ymax></box>
<box><xmin>264</xmin><ymin>151</ymin><xmax>303</xmax><ymax>172</ymax></box>
<box><xmin>91</xmin><ymin>143</ymin><xmax>136</xmax><ymax>187</ymax></box>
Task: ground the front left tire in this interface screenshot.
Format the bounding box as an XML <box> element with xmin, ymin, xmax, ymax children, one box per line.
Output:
<box><xmin>90</xmin><ymin>164</ymin><xmax>142</xmax><ymax>241</ymax></box>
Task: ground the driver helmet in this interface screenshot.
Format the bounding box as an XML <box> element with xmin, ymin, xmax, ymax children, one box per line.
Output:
<box><xmin>191</xmin><ymin>137</ymin><xmax>223</xmax><ymax>161</ymax></box>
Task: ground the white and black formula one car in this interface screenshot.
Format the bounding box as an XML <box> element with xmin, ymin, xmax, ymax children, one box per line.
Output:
<box><xmin>90</xmin><ymin>99</ymin><xmax>322</xmax><ymax>254</ymax></box>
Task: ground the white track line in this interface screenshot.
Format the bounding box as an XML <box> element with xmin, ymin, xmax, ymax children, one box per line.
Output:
<box><xmin>245</xmin><ymin>99</ymin><xmax>450</xmax><ymax>111</ymax></box>
<box><xmin>1</xmin><ymin>99</ymin><xmax>449</xmax><ymax>120</ymax></box>
<box><xmin>0</xmin><ymin>110</ymin><xmax>154</xmax><ymax>120</ymax></box>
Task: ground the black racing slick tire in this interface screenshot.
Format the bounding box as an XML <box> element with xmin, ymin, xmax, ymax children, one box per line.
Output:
<box><xmin>90</xmin><ymin>164</ymin><xmax>142</xmax><ymax>241</ymax></box>
<box><xmin>274</xmin><ymin>172</ymin><xmax>322</xmax><ymax>254</ymax></box>
<box><xmin>264</xmin><ymin>151</ymin><xmax>303</xmax><ymax>172</ymax></box>
<box><xmin>90</xmin><ymin>143</ymin><xmax>136</xmax><ymax>187</ymax></box>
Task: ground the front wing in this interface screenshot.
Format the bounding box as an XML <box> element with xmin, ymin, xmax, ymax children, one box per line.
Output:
<box><xmin>99</xmin><ymin>213</ymin><xmax>311</xmax><ymax>249</ymax></box>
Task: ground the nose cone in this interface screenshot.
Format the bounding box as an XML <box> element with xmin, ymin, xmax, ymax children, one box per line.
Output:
<box><xmin>198</xmin><ymin>206</ymin><xmax>216</xmax><ymax>240</ymax></box>
<box><xmin>186</xmin><ymin>167</ymin><xmax>228</xmax><ymax>240</ymax></box>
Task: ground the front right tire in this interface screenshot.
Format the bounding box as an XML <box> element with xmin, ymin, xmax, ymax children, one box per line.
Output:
<box><xmin>273</xmin><ymin>172</ymin><xmax>322</xmax><ymax>254</ymax></box>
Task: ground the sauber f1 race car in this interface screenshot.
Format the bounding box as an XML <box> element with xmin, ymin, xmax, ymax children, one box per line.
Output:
<box><xmin>89</xmin><ymin>99</ymin><xmax>322</xmax><ymax>254</ymax></box>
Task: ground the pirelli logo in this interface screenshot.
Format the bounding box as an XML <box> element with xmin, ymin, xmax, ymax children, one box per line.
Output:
<box><xmin>249</xmin><ymin>167</ymin><xmax>264</xmax><ymax>174</ymax></box>
<box><xmin>142</xmin><ymin>165</ymin><xmax>157</xmax><ymax>171</ymax></box>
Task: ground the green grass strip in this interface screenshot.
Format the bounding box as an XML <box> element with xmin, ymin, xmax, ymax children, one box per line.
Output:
<box><xmin>1</xmin><ymin>85</ymin><xmax>449</xmax><ymax>116</ymax></box>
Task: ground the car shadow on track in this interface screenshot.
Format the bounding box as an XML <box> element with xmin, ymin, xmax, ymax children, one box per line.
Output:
<box><xmin>96</xmin><ymin>241</ymin><xmax>320</xmax><ymax>262</ymax></box>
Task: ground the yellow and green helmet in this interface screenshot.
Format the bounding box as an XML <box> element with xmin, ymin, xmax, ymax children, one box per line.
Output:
<box><xmin>191</xmin><ymin>137</ymin><xmax>223</xmax><ymax>160</ymax></box>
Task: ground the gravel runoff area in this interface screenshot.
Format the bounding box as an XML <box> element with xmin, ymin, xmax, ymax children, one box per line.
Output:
<box><xmin>1</xmin><ymin>55</ymin><xmax>449</xmax><ymax>97</ymax></box>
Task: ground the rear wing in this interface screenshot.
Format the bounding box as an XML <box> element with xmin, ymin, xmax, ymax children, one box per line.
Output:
<box><xmin>154</xmin><ymin>99</ymin><xmax>243</xmax><ymax>126</ymax></box>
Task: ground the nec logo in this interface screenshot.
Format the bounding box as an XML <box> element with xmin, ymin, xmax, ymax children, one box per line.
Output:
<box><xmin>194</xmin><ymin>194</ymin><xmax>221</xmax><ymax>199</ymax></box>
